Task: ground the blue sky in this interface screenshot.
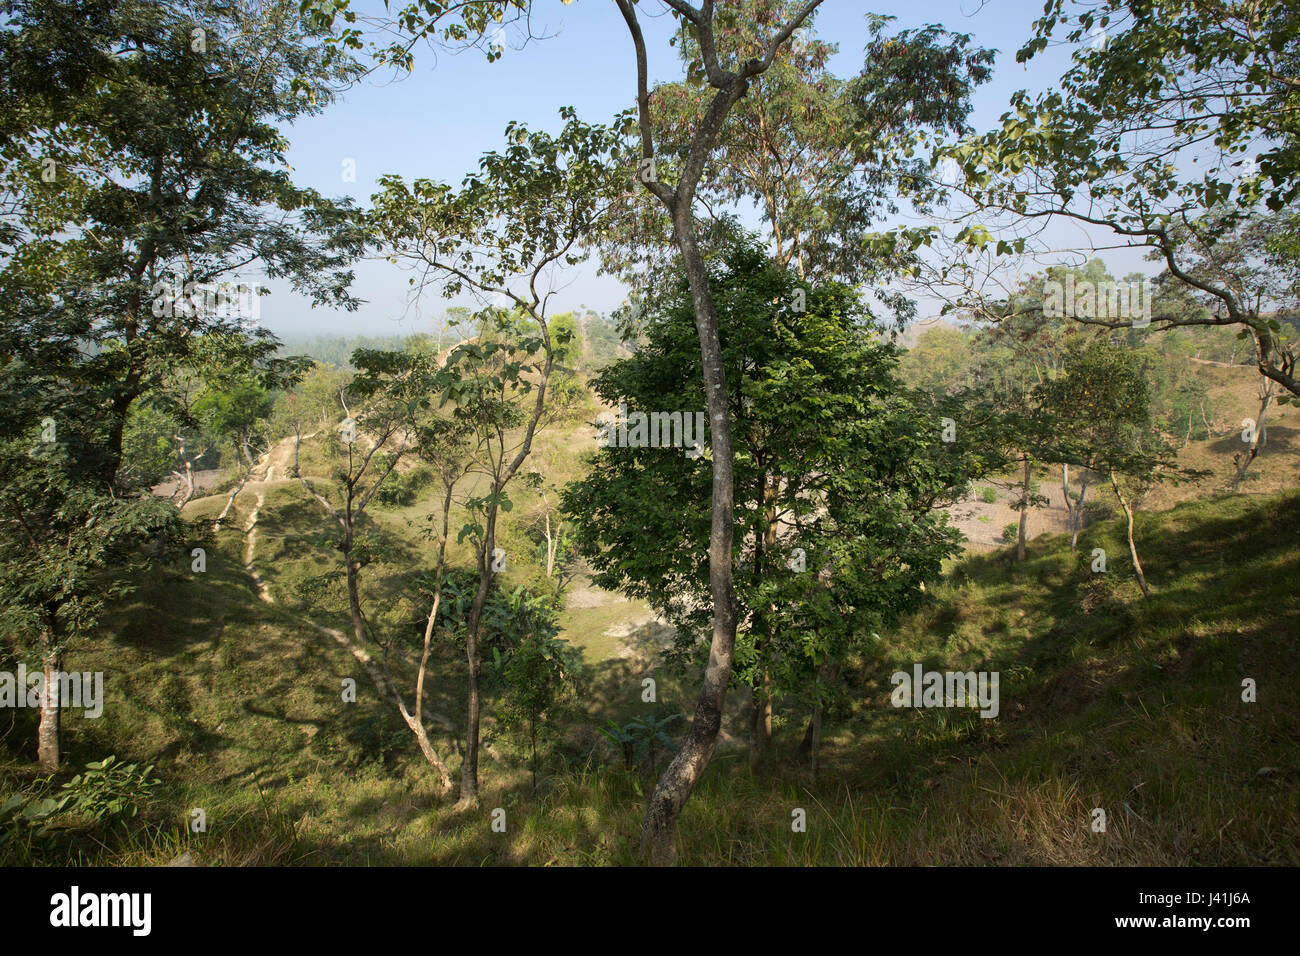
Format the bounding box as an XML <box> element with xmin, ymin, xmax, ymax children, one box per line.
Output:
<box><xmin>262</xmin><ymin>0</ymin><xmax>1093</xmax><ymax>340</ymax></box>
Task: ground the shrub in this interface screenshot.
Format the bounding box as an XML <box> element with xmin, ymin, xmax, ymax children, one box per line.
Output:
<box><xmin>61</xmin><ymin>756</ymin><xmax>161</xmax><ymax>823</ymax></box>
<box><xmin>372</xmin><ymin>463</ymin><xmax>435</xmax><ymax>507</ymax></box>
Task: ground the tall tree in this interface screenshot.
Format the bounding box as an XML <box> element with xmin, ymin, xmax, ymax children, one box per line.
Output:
<box><xmin>0</xmin><ymin>0</ymin><xmax>361</xmax><ymax>768</ymax></box>
<box><xmin>933</xmin><ymin>0</ymin><xmax>1300</xmax><ymax>397</ymax></box>
<box><xmin>0</xmin><ymin>0</ymin><xmax>366</xmax><ymax>486</ymax></box>
<box><xmin>367</xmin><ymin>108</ymin><xmax>623</xmax><ymax>805</ymax></box>
<box><xmin>610</xmin><ymin>0</ymin><xmax>823</xmax><ymax>865</ymax></box>
<box><xmin>564</xmin><ymin>238</ymin><xmax>977</xmax><ymax>779</ymax></box>
<box><xmin>610</xmin><ymin>0</ymin><xmax>997</xmax><ymax>863</ymax></box>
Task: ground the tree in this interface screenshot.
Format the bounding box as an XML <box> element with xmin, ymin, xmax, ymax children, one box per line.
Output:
<box><xmin>933</xmin><ymin>0</ymin><xmax>1300</xmax><ymax>398</ymax></box>
<box><xmin>1035</xmin><ymin>340</ymin><xmax>1193</xmax><ymax>599</ymax></box>
<box><xmin>0</xmin><ymin>0</ymin><xmax>360</xmax><ymax>769</ymax></box>
<box><xmin>489</xmin><ymin>587</ymin><xmax>582</xmax><ymax>792</ymax></box>
<box><xmin>367</xmin><ymin>107</ymin><xmax>624</xmax><ymax>805</ymax></box>
<box><xmin>603</xmin><ymin>4</ymin><xmax>992</xmax><ymax>288</ymax></box>
<box><xmin>564</xmin><ymin>239</ymin><xmax>975</xmax><ymax>780</ymax></box>
<box><xmin>610</xmin><ymin>0</ymin><xmax>825</xmax><ymax>866</ymax></box>
<box><xmin>898</xmin><ymin>324</ymin><xmax>973</xmax><ymax>395</ymax></box>
<box><xmin>0</xmin><ymin>0</ymin><xmax>365</xmax><ymax>486</ymax></box>
<box><xmin>0</xmin><ymin>383</ymin><xmax>181</xmax><ymax>770</ymax></box>
<box><xmin>608</xmin><ymin>0</ymin><xmax>1003</xmax><ymax>862</ymax></box>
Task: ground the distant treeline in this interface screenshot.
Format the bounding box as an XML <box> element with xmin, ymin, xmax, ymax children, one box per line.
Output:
<box><xmin>278</xmin><ymin>311</ymin><xmax>632</xmax><ymax>371</ymax></box>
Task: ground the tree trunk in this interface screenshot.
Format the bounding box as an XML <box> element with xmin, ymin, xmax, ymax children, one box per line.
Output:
<box><xmin>1061</xmin><ymin>463</ymin><xmax>1074</xmax><ymax>551</ymax></box>
<box><xmin>1232</xmin><ymin>382</ymin><xmax>1273</xmax><ymax>492</ymax></box>
<box><xmin>458</xmin><ymin>509</ymin><xmax>499</xmax><ymax>807</ymax></box>
<box><xmin>1071</xmin><ymin>477</ymin><xmax>1089</xmax><ymax>552</ymax></box>
<box><xmin>617</xmin><ymin>0</ymin><xmax>822</xmax><ymax>864</ymax></box>
<box><xmin>530</xmin><ymin>717</ymin><xmax>538</xmax><ymax>793</ymax></box>
<box><xmin>544</xmin><ymin>511</ymin><xmax>555</xmax><ymax>578</ymax></box>
<box><xmin>1017</xmin><ymin>457</ymin><xmax>1030</xmax><ymax>561</ymax></box>
<box><xmin>345</xmin><ymin>552</ymin><xmax>367</xmax><ymax>645</ymax></box>
<box><xmin>213</xmin><ymin>466</ymin><xmax>252</xmax><ymax>530</ymax></box>
<box><xmin>37</xmin><ymin>637</ymin><xmax>61</xmax><ymax>772</ymax></box>
<box><xmin>638</xmin><ymin>210</ymin><xmax>740</xmax><ymax>866</ymax></box>
<box><xmin>795</xmin><ymin>662</ymin><xmax>836</xmax><ymax>778</ymax></box>
<box><xmin>809</xmin><ymin>694</ymin><xmax>823</xmax><ymax>782</ymax></box>
<box><xmin>1111</xmin><ymin>471</ymin><xmax>1151</xmax><ymax>600</ymax></box>
<box><xmin>747</xmin><ymin>671</ymin><xmax>773</xmax><ymax>774</ymax></box>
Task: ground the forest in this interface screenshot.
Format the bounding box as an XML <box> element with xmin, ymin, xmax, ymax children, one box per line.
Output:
<box><xmin>1</xmin><ymin>0</ymin><xmax>1297</xmax><ymax>874</ymax></box>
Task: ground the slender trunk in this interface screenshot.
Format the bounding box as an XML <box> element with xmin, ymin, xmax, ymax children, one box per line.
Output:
<box><xmin>748</xmin><ymin>488</ymin><xmax>778</xmax><ymax>773</ymax></box>
<box><xmin>293</xmin><ymin>423</ymin><xmax>301</xmax><ymax>478</ymax></box>
<box><xmin>639</xmin><ymin>210</ymin><xmax>739</xmax><ymax>866</ymax></box>
<box><xmin>1110</xmin><ymin>471</ymin><xmax>1151</xmax><ymax>600</ymax></box>
<box><xmin>1232</xmin><ymin>383</ymin><xmax>1273</xmax><ymax>492</ymax></box>
<box><xmin>37</xmin><ymin>637</ymin><xmax>61</xmax><ymax>771</ymax></box>
<box><xmin>795</xmin><ymin>662</ymin><xmax>836</xmax><ymax>778</ymax></box>
<box><xmin>458</xmin><ymin>509</ymin><xmax>498</xmax><ymax>806</ymax></box>
<box><xmin>545</xmin><ymin>511</ymin><xmax>555</xmax><ymax>578</ymax></box>
<box><xmin>1071</xmin><ymin>477</ymin><xmax>1089</xmax><ymax>552</ymax></box>
<box><xmin>213</xmin><ymin>466</ymin><xmax>252</xmax><ymax>530</ymax></box>
<box><xmin>1061</xmin><ymin>464</ymin><xmax>1074</xmax><ymax>551</ymax></box>
<box><xmin>747</xmin><ymin>671</ymin><xmax>773</xmax><ymax>774</ymax></box>
<box><xmin>345</xmin><ymin>551</ymin><xmax>367</xmax><ymax>645</ymax></box>
<box><xmin>378</xmin><ymin>483</ymin><xmax>455</xmax><ymax>792</ymax></box>
<box><xmin>1017</xmin><ymin>457</ymin><xmax>1030</xmax><ymax>561</ymax></box>
<box><xmin>809</xmin><ymin>693</ymin><xmax>823</xmax><ymax>783</ymax></box>
<box><xmin>616</xmin><ymin>0</ymin><xmax>823</xmax><ymax>864</ymax></box>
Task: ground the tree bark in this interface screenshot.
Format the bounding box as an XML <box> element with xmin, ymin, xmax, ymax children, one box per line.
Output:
<box><xmin>37</xmin><ymin>623</ymin><xmax>61</xmax><ymax>771</ymax></box>
<box><xmin>1110</xmin><ymin>470</ymin><xmax>1151</xmax><ymax>600</ymax></box>
<box><xmin>458</xmin><ymin>509</ymin><xmax>498</xmax><ymax>807</ymax></box>
<box><xmin>747</xmin><ymin>671</ymin><xmax>773</xmax><ymax>774</ymax></box>
<box><xmin>1071</xmin><ymin>476</ymin><xmax>1089</xmax><ymax>552</ymax></box>
<box><xmin>639</xmin><ymin>209</ymin><xmax>740</xmax><ymax>865</ymax></box>
<box><xmin>1017</xmin><ymin>456</ymin><xmax>1031</xmax><ymax>560</ymax></box>
<box><xmin>1061</xmin><ymin>463</ymin><xmax>1073</xmax><ymax>551</ymax></box>
<box><xmin>615</xmin><ymin>0</ymin><xmax>825</xmax><ymax>865</ymax></box>
<box><xmin>1232</xmin><ymin>380</ymin><xmax>1273</xmax><ymax>492</ymax></box>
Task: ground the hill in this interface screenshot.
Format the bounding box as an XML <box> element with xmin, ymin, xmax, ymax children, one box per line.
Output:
<box><xmin>2</xmin><ymin>429</ymin><xmax>1295</xmax><ymax>864</ymax></box>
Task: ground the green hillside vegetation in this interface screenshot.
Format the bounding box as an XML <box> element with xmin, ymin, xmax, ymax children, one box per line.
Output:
<box><xmin>3</xmin><ymin>413</ymin><xmax>1295</xmax><ymax>864</ymax></box>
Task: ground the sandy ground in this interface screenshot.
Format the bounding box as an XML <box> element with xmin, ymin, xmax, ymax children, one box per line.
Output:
<box><xmin>944</xmin><ymin>477</ymin><xmax>1075</xmax><ymax>552</ymax></box>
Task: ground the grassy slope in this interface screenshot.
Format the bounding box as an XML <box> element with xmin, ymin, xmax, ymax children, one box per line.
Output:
<box><xmin>4</xmin><ymin>460</ymin><xmax>1296</xmax><ymax>864</ymax></box>
<box><xmin>2</xmin><ymin>359</ymin><xmax>1296</xmax><ymax>864</ymax></box>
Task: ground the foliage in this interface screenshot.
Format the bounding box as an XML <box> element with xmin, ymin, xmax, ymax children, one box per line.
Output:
<box><xmin>599</xmin><ymin>714</ymin><xmax>680</xmax><ymax>775</ymax></box>
<box><xmin>564</xmin><ymin>236</ymin><xmax>975</xmax><ymax>721</ymax></box>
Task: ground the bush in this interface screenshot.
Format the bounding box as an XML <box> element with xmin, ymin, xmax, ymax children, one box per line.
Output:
<box><xmin>372</xmin><ymin>464</ymin><xmax>435</xmax><ymax>507</ymax></box>
<box><xmin>980</xmin><ymin>486</ymin><xmax>998</xmax><ymax>504</ymax></box>
<box><xmin>1000</xmin><ymin>523</ymin><xmax>1020</xmax><ymax>544</ymax></box>
<box><xmin>60</xmin><ymin>756</ymin><xmax>160</xmax><ymax>823</ymax></box>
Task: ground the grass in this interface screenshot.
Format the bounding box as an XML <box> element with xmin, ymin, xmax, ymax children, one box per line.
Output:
<box><xmin>3</xmin><ymin>423</ymin><xmax>1298</xmax><ymax>864</ymax></box>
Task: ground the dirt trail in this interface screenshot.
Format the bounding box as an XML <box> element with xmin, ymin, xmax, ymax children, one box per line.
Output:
<box><xmin>224</xmin><ymin>433</ymin><xmax>455</xmax><ymax>733</ymax></box>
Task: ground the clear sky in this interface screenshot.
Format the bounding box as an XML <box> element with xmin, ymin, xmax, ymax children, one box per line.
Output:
<box><xmin>260</xmin><ymin>0</ymin><xmax>1104</xmax><ymax>340</ymax></box>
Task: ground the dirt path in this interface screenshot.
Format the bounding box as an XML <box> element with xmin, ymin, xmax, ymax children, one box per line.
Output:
<box><xmin>225</xmin><ymin>434</ymin><xmax>456</xmax><ymax>733</ymax></box>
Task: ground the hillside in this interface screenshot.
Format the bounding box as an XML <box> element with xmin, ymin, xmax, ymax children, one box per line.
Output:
<box><xmin>2</xmin><ymin>420</ymin><xmax>1296</xmax><ymax>863</ymax></box>
<box><xmin>944</xmin><ymin>361</ymin><xmax>1300</xmax><ymax>551</ymax></box>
